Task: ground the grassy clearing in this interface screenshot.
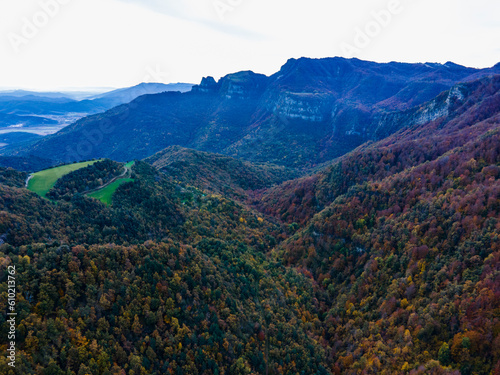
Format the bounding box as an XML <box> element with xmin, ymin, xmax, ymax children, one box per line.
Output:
<box><xmin>87</xmin><ymin>178</ymin><xmax>134</xmax><ymax>205</ymax></box>
<box><xmin>86</xmin><ymin>160</ymin><xmax>135</xmax><ymax>205</ymax></box>
<box><xmin>27</xmin><ymin>160</ymin><xmax>102</xmax><ymax>197</ymax></box>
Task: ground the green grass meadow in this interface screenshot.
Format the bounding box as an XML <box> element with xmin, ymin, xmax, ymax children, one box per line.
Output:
<box><xmin>27</xmin><ymin>160</ymin><xmax>102</xmax><ymax>197</ymax></box>
<box><xmin>87</xmin><ymin>178</ymin><xmax>134</xmax><ymax>205</ymax></box>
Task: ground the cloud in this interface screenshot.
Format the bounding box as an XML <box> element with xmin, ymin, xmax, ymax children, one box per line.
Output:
<box><xmin>116</xmin><ymin>0</ymin><xmax>265</xmax><ymax>39</ymax></box>
<box><xmin>117</xmin><ymin>0</ymin><xmax>185</xmax><ymax>18</ymax></box>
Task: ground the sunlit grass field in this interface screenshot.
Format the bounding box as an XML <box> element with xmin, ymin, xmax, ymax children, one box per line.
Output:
<box><xmin>87</xmin><ymin>178</ymin><xmax>134</xmax><ymax>205</ymax></box>
<box><xmin>27</xmin><ymin>160</ymin><xmax>102</xmax><ymax>197</ymax></box>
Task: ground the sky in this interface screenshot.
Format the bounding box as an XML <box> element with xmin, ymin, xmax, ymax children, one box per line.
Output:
<box><xmin>0</xmin><ymin>0</ymin><xmax>499</xmax><ymax>91</ymax></box>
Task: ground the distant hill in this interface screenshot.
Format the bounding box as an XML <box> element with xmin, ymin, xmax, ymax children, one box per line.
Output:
<box><xmin>0</xmin><ymin>82</ymin><xmax>194</xmax><ymax>117</ymax></box>
<box><xmin>145</xmin><ymin>145</ymin><xmax>299</xmax><ymax>200</ymax></box>
<box><xmin>0</xmin><ymin>132</ymin><xmax>42</xmax><ymax>150</ymax></box>
<box><xmin>0</xmin><ymin>90</ymin><xmax>81</xmax><ymax>100</ymax></box>
<box><xmin>13</xmin><ymin>57</ymin><xmax>500</xmax><ymax>168</ymax></box>
<box><xmin>0</xmin><ymin>82</ymin><xmax>194</xmax><ymax>146</ymax></box>
<box><xmin>0</xmin><ymin>112</ymin><xmax>58</xmax><ymax>128</ymax></box>
<box><xmin>0</xmin><ymin>155</ymin><xmax>55</xmax><ymax>172</ymax></box>
<box><xmin>90</xmin><ymin>82</ymin><xmax>193</xmax><ymax>107</ymax></box>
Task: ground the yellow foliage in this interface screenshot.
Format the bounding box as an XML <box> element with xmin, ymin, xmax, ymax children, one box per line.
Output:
<box><xmin>404</xmin><ymin>329</ymin><xmax>412</xmax><ymax>343</ymax></box>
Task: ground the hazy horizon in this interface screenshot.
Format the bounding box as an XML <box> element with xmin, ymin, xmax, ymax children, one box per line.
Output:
<box><xmin>2</xmin><ymin>56</ymin><xmax>499</xmax><ymax>93</ymax></box>
<box><xmin>1</xmin><ymin>0</ymin><xmax>499</xmax><ymax>91</ymax></box>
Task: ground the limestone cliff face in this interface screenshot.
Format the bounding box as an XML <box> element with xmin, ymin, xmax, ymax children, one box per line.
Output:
<box><xmin>271</xmin><ymin>93</ymin><xmax>327</xmax><ymax>122</ymax></box>
<box><xmin>222</xmin><ymin>81</ymin><xmax>246</xmax><ymax>99</ymax></box>
<box><xmin>414</xmin><ymin>84</ymin><xmax>467</xmax><ymax>125</ymax></box>
<box><xmin>373</xmin><ymin>83</ymin><xmax>469</xmax><ymax>139</ymax></box>
<box><xmin>19</xmin><ymin>57</ymin><xmax>500</xmax><ymax>169</ymax></box>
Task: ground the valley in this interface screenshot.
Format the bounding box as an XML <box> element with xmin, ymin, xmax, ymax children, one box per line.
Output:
<box><xmin>0</xmin><ymin>59</ymin><xmax>499</xmax><ymax>375</ymax></box>
<box><xmin>0</xmin><ymin>83</ymin><xmax>194</xmax><ymax>151</ymax></box>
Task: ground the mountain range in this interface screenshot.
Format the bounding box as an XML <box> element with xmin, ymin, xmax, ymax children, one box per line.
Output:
<box><xmin>0</xmin><ymin>82</ymin><xmax>194</xmax><ymax>117</ymax></box>
<box><xmin>7</xmin><ymin>57</ymin><xmax>500</xmax><ymax>169</ymax></box>
<box><xmin>0</xmin><ymin>57</ymin><xmax>499</xmax><ymax>374</ymax></box>
<box><xmin>0</xmin><ymin>82</ymin><xmax>194</xmax><ymax>151</ymax></box>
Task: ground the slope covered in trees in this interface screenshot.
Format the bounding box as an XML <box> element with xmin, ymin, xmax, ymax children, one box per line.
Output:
<box><xmin>278</xmin><ymin>126</ymin><xmax>500</xmax><ymax>374</ymax></box>
<box><xmin>0</xmin><ymin>159</ymin><xmax>334</xmax><ymax>374</ymax></box>
<box><xmin>0</xmin><ymin>156</ymin><xmax>55</xmax><ymax>173</ymax></box>
<box><xmin>0</xmin><ymin>242</ymin><xmax>331</xmax><ymax>375</ymax></box>
<box><xmin>0</xmin><ymin>167</ymin><xmax>27</xmax><ymax>188</ymax></box>
<box><xmin>0</xmin><ymin>75</ymin><xmax>498</xmax><ymax>374</ymax></box>
<box><xmin>261</xmin><ymin>75</ymin><xmax>500</xmax><ymax>374</ymax></box>
<box><xmin>258</xmin><ymin>75</ymin><xmax>500</xmax><ymax>225</ymax></box>
<box><xmin>146</xmin><ymin>146</ymin><xmax>299</xmax><ymax>201</ymax></box>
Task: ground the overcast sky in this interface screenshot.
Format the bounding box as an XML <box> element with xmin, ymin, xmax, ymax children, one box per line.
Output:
<box><xmin>0</xmin><ymin>0</ymin><xmax>499</xmax><ymax>91</ymax></box>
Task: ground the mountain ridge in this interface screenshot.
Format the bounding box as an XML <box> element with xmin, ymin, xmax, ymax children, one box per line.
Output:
<box><xmin>145</xmin><ymin>145</ymin><xmax>300</xmax><ymax>200</ymax></box>
<box><xmin>0</xmin><ymin>62</ymin><xmax>499</xmax><ymax>375</ymax></box>
<box><xmin>256</xmin><ymin>74</ymin><xmax>500</xmax><ymax>224</ymax></box>
<box><xmin>9</xmin><ymin>57</ymin><xmax>500</xmax><ymax>169</ymax></box>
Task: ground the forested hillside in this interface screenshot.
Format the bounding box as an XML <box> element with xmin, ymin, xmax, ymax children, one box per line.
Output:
<box><xmin>257</xmin><ymin>75</ymin><xmax>500</xmax><ymax>374</ymax></box>
<box><xmin>258</xmin><ymin>76</ymin><xmax>500</xmax><ymax>224</ymax></box>
<box><xmin>279</xmin><ymin>125</ymin><xmax>500</xmax><ymax>374</ymax></box>
<box><xmin>0</xmin><ymin>160</ymin><xmax>333</xmax><ymax>374</ymax></box>
<box><xmin>0</xmin><ymin>74</ymin><xmax>499</xmax><ymax>374</ymax></box>
<box><xmin>145</xmin><ymin>146</ymin><xmax>299</xmax><ymax>201</ymax></box>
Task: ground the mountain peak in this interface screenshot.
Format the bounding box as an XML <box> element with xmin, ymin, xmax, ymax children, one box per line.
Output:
<box><xmin>192</xmin><ymin>76</ymin><xmax>218</xmax><ymax>93</ymax></box>
<box><xmin>13</xmin><ymin>57</ymin><xmax>500</xmax><ymax>168</ymax></box>
<box><xmin>192</xmin><ymin>72</ymin><xmax>268</xmax><ymax>98</ymax></box>
<box><xmin>200</xmin><ymin>76</ymin><xmax>217</xmax><ymax>87</ymax></box>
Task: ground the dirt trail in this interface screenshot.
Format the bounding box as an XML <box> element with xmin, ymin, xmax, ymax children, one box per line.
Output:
<box><xmin>84</xmin><ymin>165</ymin><xmax>131</xmax><ymax>195</ymax></box>
<box><xmin>25</xmin><ymin>174</ymin><xmax>33</xmax><ymax>188</ymax></box>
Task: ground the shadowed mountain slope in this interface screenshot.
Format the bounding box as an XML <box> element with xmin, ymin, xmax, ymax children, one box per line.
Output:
<box><xmin>11</xmin><ymin>58</ymin><xmax>500</xmax><ymax>168</ymax></box>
